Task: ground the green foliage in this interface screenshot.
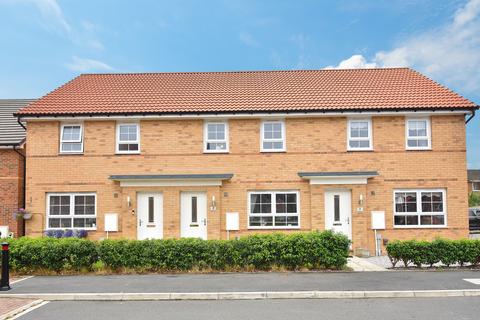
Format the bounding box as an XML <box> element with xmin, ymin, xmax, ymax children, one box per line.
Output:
<box><xmin>386</xmin><ymin>238</ymin><xmax>480</xmax><ymax>268</ymax></box>
<box><xmin>469</xmin><ymin>192</ymin><xmax>480</xmax><ymax>207</ymax></box>
<box><xmin>5</xmin><ymin>237</ymin><xmax>98</xmax><ymax>273</ymax></box>
<box><xmin>5</xmin><ymin>231</ymin><xmax>349</xmax><ymax>273</ymax></box>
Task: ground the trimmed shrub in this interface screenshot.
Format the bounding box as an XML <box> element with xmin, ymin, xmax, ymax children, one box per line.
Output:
<box><xmin>6</xmin><ymin>237</ymin><xmax>98</xmax><ymax>273</ymax></box>
<box><xmin>5</xmin><ymin>231</ymin><xmax>349</xmax><ymax>273</ymax></box>
<box><xmin>386</xmin><ymin>238</ymin><xmax>480</xmax><ymax>268</ymax></box>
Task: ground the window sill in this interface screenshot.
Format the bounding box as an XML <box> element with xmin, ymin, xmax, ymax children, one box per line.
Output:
<box><xmin>260</xmin><ymin>150</ymin><xmax>287</xmax><ymax>153</ymax></box>
<box><xmin>248</xmin><ymin>226</ymin><xmax>300</xmax><ymax>230</ymax></box>
<box><xmin>405</xmin><ymin>148</ymin><xmax>432</xmax><ymax>151</ymax></box>
<box><xmin>58</xmin><ymin>152</ymin><xmax>84</xmax><ymax>156</ymax></box>
<box><xmin>46</xmin><ymin>228</ymin><xmax>97</xmax><ymax>231</ymax></box>
<box><xmin>203</xmin><ymin>151</ymin><xmax>229</xmax><ymax>154</ymax></box>
<box><xmin>347</xmin><ymin>149</ymin><xmax>374</xmax><ymax>152</ymax></box>
<box><xmin>115</xmin><ymin>152</ymin><xmax>141</xmax><ymax>155</ymax></box>
<box><xmin>393</xmin><ymin>225</ymin><xmax>447</xmax><ymax>229</ymax></box>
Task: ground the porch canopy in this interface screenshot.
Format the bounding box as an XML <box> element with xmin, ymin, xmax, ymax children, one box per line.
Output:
<box><xmin>109</xmin><ymin>173</ymin><xmax>234</xmax><ymax>187</ymax></box>
<box><xmin>298</xmin><ymin>171</ymin><xmax>378</xmax><ymax>185</ymax></box>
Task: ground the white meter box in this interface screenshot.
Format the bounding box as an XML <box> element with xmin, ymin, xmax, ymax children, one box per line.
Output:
<box><xmin>104</xmin><ymin>213</ymin><xmax>118</xmax><ymax>232</ymax></box>
<box><xmin>371</xmin><ymin>211</ymin><xmax>385</xmax><ymax>230</ymax></box>
<box><xmin>226</xmin><ymin>212</ymin><xmax>239</xmax><ymax>231</ymax></box>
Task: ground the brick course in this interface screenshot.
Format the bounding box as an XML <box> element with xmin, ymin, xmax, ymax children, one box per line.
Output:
<box><xmin>0</xmin><ymin>149</ymin><xmax>25</xmax><ymax>237</ymax></box>
<box><xmin>24</xmin><ymin>115</ymin><xmax>469</xmax><ymax>253</ymax></box>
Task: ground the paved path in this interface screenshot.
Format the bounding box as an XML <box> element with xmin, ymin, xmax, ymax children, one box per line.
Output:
<box><xmin>16</xmin><ymin>298</ymin><xmax>480</xmax><ymax>320</ymax></box>
<box><xmin>0</xmin><ymin>298</ymin><xmax>37</xmax><ymax>320</ymax></box>
<box><xmin>3</xmin><ymin>271</ymin><xmax>480</xmax><ymax>294</ymax></box>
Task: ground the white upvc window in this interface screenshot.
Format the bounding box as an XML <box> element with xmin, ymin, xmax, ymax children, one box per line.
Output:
<box><xmin>393</xmin><ymin>189</ymin><xmax>446</xmax><ymax>228</ymax></box>
<box><xmin>60</xmin><ymin>124</ymin><xmax>83</xmax><ymax>153</ymax></box>
<box><xmin>347</xmin><ymin>118</ymin><xmax>372</xmax><ymax>151</ymax></box>
<box><xmin>46</xmin><ymin>193</ymin><xmax>97</xmax><ymax>230</ymax></box>
<box><xmin>261</xmin><ymin>120</ymin><xmax>286</xmax><ymax>152</ymax></box>
<box><xmin>473</xmin><ymin>182</ymin><xmax>480</xmax><ymax>192</ymax></box>
<box><xmin>248</xmin><ymin>190</ymin><xmax>300</xmax><ymax>229</ymax></box>
<box><xmin>116</xmin><ymin>123</ymin><xmax>140</xmax><ymax>154</ymax></box>
<box><xmin>204</xmin><ymin>121</ymin><xmax>229</xmax><ymax>153</ymax></box>
<box><xmin>406</xmin><ymin>117</ymin><xmax>431</xmax><ymax>150</ymax></box>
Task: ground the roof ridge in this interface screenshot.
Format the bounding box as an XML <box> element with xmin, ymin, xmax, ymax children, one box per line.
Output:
<box><xmin>80</xmin><ymin>67</ymin><xmax>412</xmax><ymax>76</ymax></box>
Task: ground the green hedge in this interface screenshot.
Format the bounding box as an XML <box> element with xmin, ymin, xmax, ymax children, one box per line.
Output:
<box><xmin>3</xmin><ymin>231</ymin><xmax>349</xmax><ymax>273</ymax></box>
<box><xmin>386</xmin><ymin>239</ymin><xmax>480</xmax><ymax>268</ymax></box>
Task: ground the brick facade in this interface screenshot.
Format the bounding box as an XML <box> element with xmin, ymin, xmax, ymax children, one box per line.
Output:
<box><xmin>24</xmin><ymin>115</ymin><xmax>469</xmax><ymax>254</ymax></box>
<box><xmin>0</xmin><ymin>148</ymin><xmax>25</xmax><ymax>237</ymax></box>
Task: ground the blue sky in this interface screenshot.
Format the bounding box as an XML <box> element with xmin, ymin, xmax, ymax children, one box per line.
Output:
<box><xmin>0</xmin><ymin>0</ymin><xmax>479</xmax><ymax>167</ymax></box>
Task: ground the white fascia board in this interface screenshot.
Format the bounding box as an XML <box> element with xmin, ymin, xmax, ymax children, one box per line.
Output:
<box><xmin>19</xmin><ymin>110</ymin><xmax>472</xmax><ymax>122</ymax></box>
<box><xmin>119</xmin><ymin>179</ymin><xmax>223</xmax><ymax>187</ymax></box>
<box><xmin>302</xmin><ymin>175</ymin><xmax>375</xmax><ymax>185</ymax></box>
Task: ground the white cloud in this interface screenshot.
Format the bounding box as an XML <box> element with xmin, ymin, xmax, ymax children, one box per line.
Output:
<box><xmin>327</xmin><ymin>0</ymin><xmax>480</xmax><ymax>92</ymax></box>
<box><xmin>66</xmin><ymin>56</ymin><xmax>114</xmax><ymax>72</ymax></box>
<box><xmin>28</xmin><ymin>0</ymin><xmax>71</xmax><ymax>33</ymax></box>
<box><xmin>239</xmin><ymin>32</ymin><xmax>259</xmax><ymax>47</ymax></box>
<box><xmin>324</xmin><ymin>55</ymin><xmax>376</xmax><ymax>69</ymax></box>
<box><xmin>291</xmin><ymin>33</ymin><xmax>308</xmax><ymax>69</ymax></box>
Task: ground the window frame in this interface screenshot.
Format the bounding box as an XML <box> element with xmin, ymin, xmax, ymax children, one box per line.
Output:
<box><xmin>59</xmin><ymin>123</ymin><xmax>84</xmax><ymax>154</ymax></box>
<box><xmin>393</xmin><ymin>189</ymin><xmax>447</xmax><ymax>229</ymax></box>
<box><xmin>405</xmin><ymin>117</ymin><xmax>431</xmax><ymax>150</ymax></box>
<box><xmin>46</xmin><ymin>193</ymin><xmax>97</xmax><ymax>230</ymax></box>
<box><xmin>260</xmin><ymin>120</ymin><xmax>286</xmax><ymax>152</ymax></box>
<box><xmin>347</xmin><ymin>118</ymin><xmax>373</xmax><ymax>151</ymax></box>
<box><xmin>203</xmin><ymin>121</ymin><xmax>229</xmax><ymax>153</ymax></box>
<box><xmin>247</xmin><ymin>190</ymin><xmax>300</xmax><ymax>229</ymax></box>
<box><xmin>116</xmin><ymin>122</ymin><xmax>141</xmax><ymax>154</ymax></box>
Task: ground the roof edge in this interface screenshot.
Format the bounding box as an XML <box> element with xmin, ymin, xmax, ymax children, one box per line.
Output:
<box><xmin>15</xmin><ymin>106</ymin><xmax>477</xmax><ymax>118</ymax></box>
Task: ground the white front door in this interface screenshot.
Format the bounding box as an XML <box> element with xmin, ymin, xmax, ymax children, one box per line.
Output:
<box><xmin>181</xmin><ymin>192</ymin><xmax>207</xmax><ymax>239</ymax></box>
<box><xmin>325</xmin><ymin>190</ymin><xmax>352</xmax><ymax>240</ymax></box>
<box><xmin>137</xmin><ymin>193</ymin><xmax>163</xmax><ymax>240</ymax></box>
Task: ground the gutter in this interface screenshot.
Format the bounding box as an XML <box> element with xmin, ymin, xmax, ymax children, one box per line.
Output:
<box><xmin>466</xmin><ymin>108</ymin><xmax>477</xmax><ymax>124</ymax></box>
<box><xmin>13</xmin><ymin>107</ymin><xmax>477</xmax><ymax>122</ymax></box>
<box><xmin>17</xmin><ymin>117</ymin><xmax>27</xmax><ymax>130</ymax></box>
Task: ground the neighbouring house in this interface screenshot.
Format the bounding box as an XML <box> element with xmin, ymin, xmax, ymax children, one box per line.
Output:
<box><xmin>468</xmin><ymin>170</ymin><xmax>480</xmax><ymax>195</ymax></box>
<box><xmin>0</xmin><ymin>99</ymin><xmax>35</xmax><ymax>237</ymax></box>
<box><xmin>15</xmin><ymin>68</ymin><xmax>478</xmax><ymax>254</ymax></box>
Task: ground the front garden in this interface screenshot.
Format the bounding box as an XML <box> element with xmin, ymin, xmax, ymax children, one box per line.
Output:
<box><xmin>2</xmin><ymin>231</ymin><xmax>350</xmax><ymax>274</ymax></box>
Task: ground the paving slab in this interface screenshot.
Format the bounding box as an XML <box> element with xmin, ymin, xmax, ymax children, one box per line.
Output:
<box><xmin>3</xmin><ymin>271</ymin><xmax>480</xmax><ymax>294</ymax></box>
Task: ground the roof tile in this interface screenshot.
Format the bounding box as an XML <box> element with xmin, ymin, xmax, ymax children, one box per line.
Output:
<box><xmin>16</xmin><ymin>68</ymin><xmax>476</xmax><ymax>116</ymax></box>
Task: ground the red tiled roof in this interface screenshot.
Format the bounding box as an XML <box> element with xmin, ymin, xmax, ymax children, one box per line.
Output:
<box><xmin>16</xmin><ymin>68</ymin><xmax>476</xmax><ymax>116</ymax></box>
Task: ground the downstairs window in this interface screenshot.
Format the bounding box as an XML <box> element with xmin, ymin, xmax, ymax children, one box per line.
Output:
<box><xmin>393</xmin><ymin>189</ymin><xmax>446</xmax><ymax>227</ymax></box>
<box><xmin>248</xmin><ymin>191</ymin><xmax>299</xmax><ymax>228</ymax></box>
<box><xmin>47</xmin><ymin>193</ymin><xmax>97</xmax><ymax>230</ymax></box>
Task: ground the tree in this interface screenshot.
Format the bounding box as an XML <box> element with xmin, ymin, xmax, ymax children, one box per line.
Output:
<box><xmin>469</xmin><ymin>192</ymin><xmax>480</xmax><ymax>207</ymax></box>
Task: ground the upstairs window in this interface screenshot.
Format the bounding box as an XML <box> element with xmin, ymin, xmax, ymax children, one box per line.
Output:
<box><xmin>116</xmin><ymin>123</ymin><xmax>140</xmax><ymax>153</ymax></box>
<box><xmin>261</xmin><ymin>120</ymin><xmax>285</xmax><ymax>152</ymax></box>
<box><xmin>348</xmin><ymin>119</ymin><xmax>372</xmax><ymax>151</ymax></box>
<box><xmin>60</xmin><ymin>124</ymin><xmax>83</xmax><ymax>153</ymax></box>
<box><xmin>406</xmin><ymin>118</ymin><xmax>431</xmax><ymax>150</ymax></box>
<box><xmin>204</xmin><ymin>122</ymin><xmax>229</xmax><ymax>152</ymax></box>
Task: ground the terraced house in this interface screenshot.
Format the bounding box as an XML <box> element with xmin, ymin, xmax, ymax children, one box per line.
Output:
<box><xmin>15</xmin><ymin>68</ymin><xmax>478</xmax><ymax>254</ymax></box>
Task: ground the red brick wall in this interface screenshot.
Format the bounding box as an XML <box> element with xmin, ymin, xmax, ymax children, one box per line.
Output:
<box><xmin>0</xmin><ymin>148</ymin><xmax>25</xmax><ymax>237</ymax></box>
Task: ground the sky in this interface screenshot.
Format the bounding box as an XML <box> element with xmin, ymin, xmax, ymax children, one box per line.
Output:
<box><xmin>0</xmin><ymin>0</ymin><xmax>478</xmax><ymax>167</ymax></box>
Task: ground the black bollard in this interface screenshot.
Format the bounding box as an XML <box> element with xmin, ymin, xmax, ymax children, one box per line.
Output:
<box><xmin>0</xmin><ymin>242</ymin><xmax>10</xmax><ymax>291</ymax></box>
